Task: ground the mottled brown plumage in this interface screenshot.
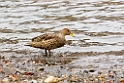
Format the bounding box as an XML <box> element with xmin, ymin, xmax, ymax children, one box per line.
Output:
<box><xmin>26</xmin><ymin>28</ymin><xmax>73</xmax><ymax>57</ymax></box>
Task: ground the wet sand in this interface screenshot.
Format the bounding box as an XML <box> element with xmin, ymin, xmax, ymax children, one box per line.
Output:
<box><xmin>0</xmin><ymin>0</ymin><xmax>124</xmax><ymax>82</ymax></box>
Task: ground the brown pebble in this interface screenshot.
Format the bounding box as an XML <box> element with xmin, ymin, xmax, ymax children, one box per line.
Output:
<box><xmin>106</xmin><ymin>80</ymin><xmax>113</xmax><ymax>83</ymax></box>
<box><xmin>0</xmin><ymin>55</ymin><xmax>5</xmax><ymax>59</ymax></box>
<box><xmin>4</xmin><ymin>60</ymin><xmax>11</xmax><ymax>63</ymax></box>
<box><xmin>97</xmin><ymin>75</ymin><xmax>103</xmax><ymax>81</ymax></box>
<box><xmin>104</xmin><ymin>73</ymin><xmax>109</xmax><ymax>76</ymax></box>
<box><xmin>0</xmin><ymin>79</ymin><xmax>2</xmax><ymax>83</ymax></box>
<box><xmin>82</xmin><ymin>78</ymin><xmax>87</xmax><ymax>82</ymax></box>
<box><xmin>69</xmin><ymin>75</ymin><xmax>77</xmax><ymax>82</ymax></box>
<box><xmin>38</xmin><ymin>67</ymin><xmax>44</xmax><ymax>71</ymax></box>
<box><xmin>2</xmin><ymin>78</ymin><xmax>9</xmax><ymax>83</ymax></box>
<box><xmin>0</xmin><ymin>67</ymin><xmax>2</xmax><ymax>72</ymax></box>
<box><xmin>19</xmin><ymin>81</ymin><xmax>25</xmax><ymax>83</ymax></box>
<box><xmin>118</xmin><ymin>78</ymin><xmax>124</xmax><ymax>82</ymax></box>
<box><xmin>70</xmin><ymin>76</ymin><xmax>76</xmax><ymax>82</ymax></box>
<box><xmin>9</xmin><ymin>74</ymin><xmax>18</xmax><ymax>82</ymax></box>
<box><xmin>44</xmin><ymin>76</ymin><xmax>59</xmax><ymax>83</ymax></box>
<box><xmin>24</xmin><ymin>72</ymin><xmax>34</xmax><ymax>75</ymax></box>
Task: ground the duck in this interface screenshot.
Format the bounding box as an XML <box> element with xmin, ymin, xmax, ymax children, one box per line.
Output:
<box><xmin>26</xmin><ymin>28</ymin><xmax>73</xmax><ymax>57</ymax></box>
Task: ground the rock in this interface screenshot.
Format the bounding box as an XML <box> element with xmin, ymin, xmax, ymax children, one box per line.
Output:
<box><xmin>61</xmin><ymin>74</ymin><xmax>68</xmax><ymax>80</ymax></box>
<box><xmin>0</xmin><ymin>67</ymin><xmax>2</xmax><ymax>72</ymax></box>
<box><xmin>28</xmin><ymin>80</ymin><xmax>38</xmax><ymax>83</ymax></box>
<box><xmin>0</xmin><ymin>79</ymin><xmax>2</xmax><ymax>83</ymax></box>
<box><xmin>9</xmin><ymin>74</ymin><xmax>18</xmax><ymax>82</ymax></box>
<box><xmin>118</xmin><ymin>78</ymin><xmax>124</xmax><ymax>83</ymax></box>
<box><xmin>24</xmin><ymin>72</ymin><xmax>34</xmax><ymax>75</ymax></box>
<box><xmin>37</xmin><ymin>79</ymin><xmax>44</xmax><ymax>83</ymax></box>
<box><xmin>2</xmin><ymin>78</ymin><xmax>9</xmax><ymax>83</ymax></box>
<box><xmin>2</xmin><ymin>67</ymin><xmax>17</xmax><ymax>75</ymax></box>
<box><xmin>69</xmin><ymin>76</ymin><xmax>77</xmax><ymax>82</ymax></box>
<box><xmin>44</xmin><ymin>76</ymin><xmax>59</xmax><ymax>83</ymax></box>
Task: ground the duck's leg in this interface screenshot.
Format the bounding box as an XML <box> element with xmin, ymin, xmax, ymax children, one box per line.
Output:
<box><xmin>48</xmin><ymin>50</ymin><xmax>51</xmax><ymax>57</ymax></box>
<box><xmin>45</xmin><ymin>50</ymin><xmax>47</xmax><ymax>55</ymax></box>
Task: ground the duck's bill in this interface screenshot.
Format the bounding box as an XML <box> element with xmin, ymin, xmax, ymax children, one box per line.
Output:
<box><xmin>70</xmin><ymin>33</ymin><xmax>73</xmax><ymax>36</ymax></box>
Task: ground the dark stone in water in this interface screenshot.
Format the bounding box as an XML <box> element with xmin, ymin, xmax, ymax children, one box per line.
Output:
<box><xmin>89</xmin><ymin>69</ymin><xmax>95</xmax><ymax>72</ymax></box>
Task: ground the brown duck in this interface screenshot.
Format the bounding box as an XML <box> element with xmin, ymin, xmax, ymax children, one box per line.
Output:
<box><xmin>26</xmin><ymin>28</ymin><xmax>73</xmax><ymax>57</ymax></box>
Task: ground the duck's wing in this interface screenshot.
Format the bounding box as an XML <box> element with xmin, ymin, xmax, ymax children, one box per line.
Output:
<box><xmin>32</xmin><ymin>33</ymin><xmax>58</xmax><ymax>42</ymax></box>
<box><xmin>28</xmin><ymin>37</ymin><xmax>66</xmax><ymax>50</ymax></box>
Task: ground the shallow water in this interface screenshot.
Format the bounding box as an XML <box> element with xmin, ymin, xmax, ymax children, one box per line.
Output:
<box><xmin>0</xmin><ymin>0</ymin><xmax>124</xmax><ymax>76</ymax></box>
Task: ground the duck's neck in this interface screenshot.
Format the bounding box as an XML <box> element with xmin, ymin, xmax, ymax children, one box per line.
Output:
<box><xmin>59</xmin><ymin>33</ymin><xmax>65</xmax><ymax>38</ymax></box>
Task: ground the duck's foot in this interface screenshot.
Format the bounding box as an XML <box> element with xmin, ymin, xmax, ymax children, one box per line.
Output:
<box><xmin>45</xmin><ymin>50</ymin><xmax>51</xmax><ymax>57</ymax></box>
<box><xmin>48</xmin><ymin>50</ymin><xmax>51</xmax><ymax>57</ymax></box>
<box><xmin>45</xmin><ymin>50</ymin><xmax>47</xmax><ymax>55</ymax></box>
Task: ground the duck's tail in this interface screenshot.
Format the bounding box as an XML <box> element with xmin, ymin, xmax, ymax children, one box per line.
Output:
<box><xmin>25</xmin><ymin>42</ymin><xmax>42</xmax><ymax>48</ymax></box>
<box><xmin>24</xmin><ymin>42</ymin><xmax>31</xmax><ymax>46</ymax></box>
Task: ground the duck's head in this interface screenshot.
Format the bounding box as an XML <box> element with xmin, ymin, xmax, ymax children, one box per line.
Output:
<box><xmin>60</xmin><ymin>28</ymin><xmax>73</xmax><ymax>37</ymax></box>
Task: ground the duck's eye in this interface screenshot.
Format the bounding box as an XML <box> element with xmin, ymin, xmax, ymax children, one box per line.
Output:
<box><xmin>67</xmin><ymin>29</ymin><xmax>70</xmax><ymax>32</ymax></box>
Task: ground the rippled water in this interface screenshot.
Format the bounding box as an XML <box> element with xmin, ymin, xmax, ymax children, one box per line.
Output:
<box><xmin>0</xmin><ymin>0</ymin><xmax>124</xmax><ymax>73</ymax></box>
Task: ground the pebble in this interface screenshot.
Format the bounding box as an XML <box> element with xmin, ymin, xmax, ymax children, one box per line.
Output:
<box><xmin>2</xmin><ymin>78</ymin><xmax>9</xmax><ymax>83</ymax></box>
<box><xmin>28</xmin><ymin>80</ymin><xmax>38</xmax><ymax>83</ymax></box>
<box><xmin>44</xmin><ymin>76</ymin><xmax>59</xmax><ymax>83</ymax></box>
<box><xmin>69</xmin><ymin>76</ymin><xmax>77</xmax><ymax>82</ymax></box>
<box><xmin>9</xmin><ymin>74</ymin><xmax>18</xmax><ymax>82</ymax></box>
<box><xmin>118</xmin><ymin>78</ymin><xmax>124</xmax><ymax>83</ymax></box>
